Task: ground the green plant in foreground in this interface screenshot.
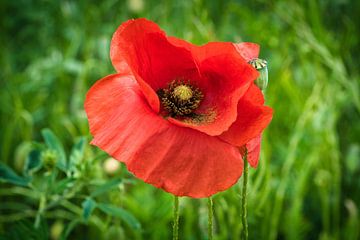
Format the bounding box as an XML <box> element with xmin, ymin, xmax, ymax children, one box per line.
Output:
<box><xmin>0</xmin><ymin>129</ymin><xmax>140</xmax><ymax>239</ymax></box>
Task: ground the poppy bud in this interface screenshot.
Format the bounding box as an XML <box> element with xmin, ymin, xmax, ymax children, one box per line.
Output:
<box><xmin>249</xmin><ymin>58</ymin><xmax>268</xmax><ymax>91</ymax></box>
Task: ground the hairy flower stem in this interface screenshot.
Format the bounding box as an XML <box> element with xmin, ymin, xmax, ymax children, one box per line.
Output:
<box><xmin>208</xmin><ymin>197</ymin><xmax>213</xmax><ymax>240</ymax></box>
<box><xmin>173</xmin><ymin>196</ymin><xmax>179</xmax><ymax>240</ymax></box>
<box><xmin>241</xmin><ymin>149</ymin><xmax>249</xmax><ymax>240</ymax></box>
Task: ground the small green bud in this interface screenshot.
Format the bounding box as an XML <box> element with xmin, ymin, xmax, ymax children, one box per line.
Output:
<box><xmin>41</xmin><ymin>149</ymin><xmax>57</xmax><ymax>170</ymax></box>
<box><xmin>249</xmin><ymin>58</ymin><xmax>268</xmax><ymax>91</ymax></box>
<box><xmin>314</xmin><ymin>170</ymin><xmax>330</xmax><ymax>188</ymax></box>
<box><xmin>50</xmin><ymin>221</ymin><xmax>64</xmax><ymax>240</ymax></box>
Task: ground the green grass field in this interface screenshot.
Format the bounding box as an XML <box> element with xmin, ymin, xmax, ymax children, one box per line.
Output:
<box><xmin>1</xmin><ymin>0</ymin><xmax>359</xmax><ymax>239</ymax></box>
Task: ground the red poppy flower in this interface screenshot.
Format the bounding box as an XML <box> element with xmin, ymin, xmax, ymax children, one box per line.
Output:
<box><xmin>85</xmin><ymin>18</ymin><xmax>272</xmax><ymax>198</ymax></box>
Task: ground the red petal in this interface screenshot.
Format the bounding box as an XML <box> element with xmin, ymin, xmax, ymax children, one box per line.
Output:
<box><xmin>167</xmin><ymin>40</ymin><xmax>260</xmax><ymax>136</ymax></box>
<box><xmin>128</xmin><ymin>125</ymin><xmax>244</xmax><ymax>198</ymax></box>
<box><xmin>219</xmin><ymin>84</ymin><xmax>273</xmax><ymax>146</ymax></box>
<box><xmin>243</xmin><ymin>135</ymin><xmax>261</xmax><ymax>168</ymax></box>
<box><xmin>168</xmin><ymin>36</ymin><xmax>193</xmax><ymax>51</ymax></box>
<box><xmin>85</xmin><ymin>74</ymin><xmax>243</xmax><ymax>198</ymax></box>
<box><xmin>243</xmin><ymin>83</ymin><xmax>265</xmax><ymax>105</ymax></box>
<box><xmin>110</xmin><ymin>18</ymin><xmax>198</xmax><ymax>113</ymax></box>
<box><xmin>170</xmin><ymin>38</ymin><xmax>260</xmax><ymax>62</ymax></box>
<box><xmin>234</xmin><ymin>42</ymin><xmax>260</xmax><ymax>62</ymax></box>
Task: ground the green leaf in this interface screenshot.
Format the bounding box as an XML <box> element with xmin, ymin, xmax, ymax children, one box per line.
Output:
<box><xmin>60</xmin><ymin>219</ymin><xmax>81</xmax><ymax>240</ymax></box>
<box><xmin>0</xmin><ymin>163</ymin><xmax>30</xmax><ymax>186</ymax></box>
<box><xmin>90</xmin><ymin>178</ymin><xmax>122</xmax><ymax>197</ymax></box>
<box><xmin>23</xmin><ymin>149</ymin><xmax>42</xmax><ymax>175</ymax></box>
<box><xmin>68</xmin><ymin>137</ymin><xmax>86</xmax><ymax>171</ymax></box>
<box><xmin>82</xmin><ymin>197</ymin><xmax>97</xmax><ymax>221</ymax></box>
<box><xmin>51</xmin><ymin>177</ymin><xmax>75</xmax><ymax>194</ymax></box>
<box><xmin>41</xmin><ymin>129</ymin><xmax>67</xmax><ymax>171</ymax></box>
<box><xmin>2</xmin><ymin>219</ymin><xmax>48</xmax><ymax>240</ymax></box>
<box><xmin>97</xmin><ymin>203</ymin><xmax>141</xmax><ymax>230</ymax></box>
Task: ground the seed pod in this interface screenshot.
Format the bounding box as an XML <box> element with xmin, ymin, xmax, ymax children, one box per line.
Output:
<box><xmin>249</xmin><ymin>58</ymin><xmax>268</xmax><ymax>91</ymax></box>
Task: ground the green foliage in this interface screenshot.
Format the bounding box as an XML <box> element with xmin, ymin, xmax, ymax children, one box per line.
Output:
<box><xmin>97</xmin><ymin>203</ymin><xmax>141</xmax><ymax>230</ymax></box>
<box><xmin>0</xmin><ymin>162</ymin><xmax>30</xmax><ymax>186</ymax></box>
<box><xmin>24</xmin><ymin>150</ymin><xmax>42</xmax><ymax>176</ymax></box>
<box><xmin>41</xmin><ymin>129</ymin><xmax>67</xmax><ymax>171</ymax></box>
<box><xmin>82</xmin><ymin>197</ymin><xmax>97</xmax><ymax>221</ymax></box>
<box><xmin>1</xmin><ymin>0</ymin><xmax>360</xmax><ymax>239</ymax></box>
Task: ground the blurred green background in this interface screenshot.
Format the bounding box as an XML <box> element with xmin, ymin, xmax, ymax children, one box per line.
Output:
<box><xmin>1</xmin><ymin>0</ymin><xmax>360</xmax><ymax>239</ymax></box>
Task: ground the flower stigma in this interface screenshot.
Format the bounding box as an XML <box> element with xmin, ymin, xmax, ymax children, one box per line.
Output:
<box><xmin>248</xmin><ymin>58</ymin><xmax>267</xmax><ymax>70</ymax></box>
<box><xmin>157</xmin><ymin>80</ymin><xmax>204</xmax><ymax>117</ymax></box>
<box><xmin>173</xmin><ymin>85</ymin><xmax>193</xmax><ymax>101</ymax></box>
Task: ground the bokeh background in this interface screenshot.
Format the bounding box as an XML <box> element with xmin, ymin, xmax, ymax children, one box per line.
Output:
<box><xmin>1</xmin><ymin>0</ymin><xmax>360</xmax><ymax>239</ymax></box>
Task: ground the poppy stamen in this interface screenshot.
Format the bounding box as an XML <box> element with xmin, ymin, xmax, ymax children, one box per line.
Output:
<box><xmin>157</xmin><ymin>80</ymin><xmax>203</xmax><ymax>117</ymax></box>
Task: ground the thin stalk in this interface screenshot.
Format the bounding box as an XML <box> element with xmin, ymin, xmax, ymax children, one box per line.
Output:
<box><xmin>241</xmin><ymin>150</ymin><xmax>249</xmax><ymax>240</ymax></box>
<box><xmin>34</xmin><ymin>194</ymin><xmax>46</xmax><ymax>228</ymax></box>
<box><xmin>208</xmin><ymin>197</ymin><xmax>213</xmax><ymax>240</ymax></box>
<box><xmin>173</xmin><ymin>196</ymin><xmax>179</xmax><ymax>240</ymax></box>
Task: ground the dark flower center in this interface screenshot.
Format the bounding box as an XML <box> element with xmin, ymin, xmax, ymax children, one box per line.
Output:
<box><xmin>157</xmin><ymin>80</ymin><xmax>203</xmax><ymax>117</ymax></box>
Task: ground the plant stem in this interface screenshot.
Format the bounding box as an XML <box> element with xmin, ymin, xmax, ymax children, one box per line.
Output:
<box><xmin>34</xmin><ymin>194</ymin><xmax>46</xmax><ymax>228</ymax></box>
<box><xmin>242</xmin><ymin>149</ymin><xmax>249</xmax><ymax>240</ymax></box>
<box><xmin>208</xmin><ymin>197</ymin><xmax>213</xmax><ymax>240</ymax></box>
<box><xmin>173</xmin><ymin>196</ymin><xmax>179</xmax><ymax>240</ymax></box>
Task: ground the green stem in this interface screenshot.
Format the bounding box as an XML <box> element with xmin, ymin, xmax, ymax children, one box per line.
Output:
<box><xmin>242</xmin><ymin>149</ymin><xmax>249</xmax><ymax>240</ymax></box>
<box><xmin>208</xmin><ymin>197</ymin><xmax>213</xmax><ymax>240</ymax></box>
<box><xmin>173</xmin><ymin>196</ymin><xmax>179</xmax><ymax>240</ymax></box>
<box><xmin>34</xmin><ymin>194</ymin><xmax>46</xmax><ymax>228</ymax></box>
